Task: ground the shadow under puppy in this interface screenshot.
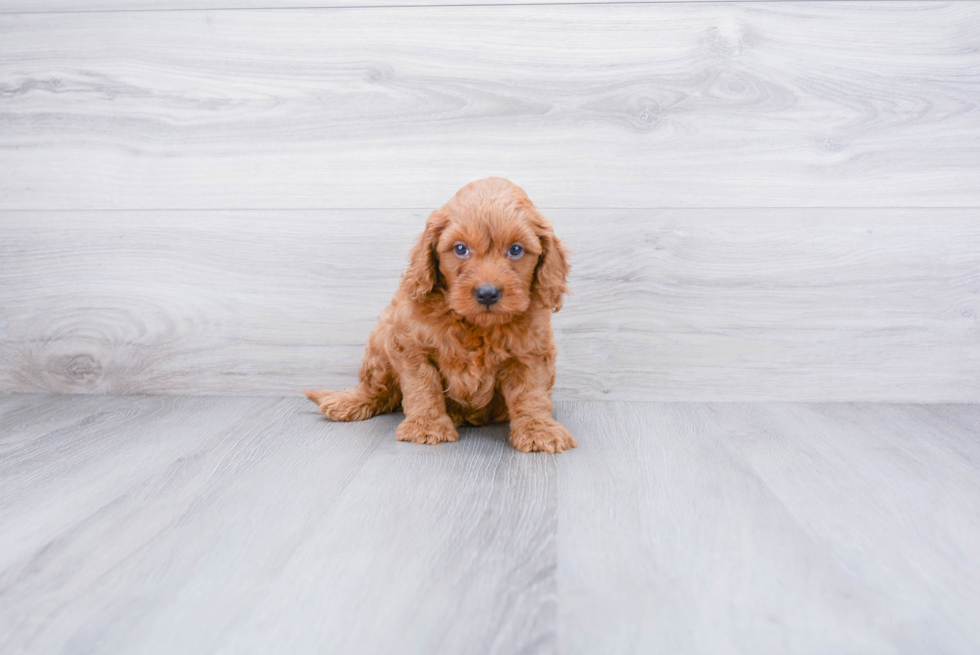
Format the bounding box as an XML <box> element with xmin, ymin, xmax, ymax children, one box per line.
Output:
<box><xmin>305</xmin><ymin>177</ymin><xmax>576</xmax><ymax>453</ymax></box>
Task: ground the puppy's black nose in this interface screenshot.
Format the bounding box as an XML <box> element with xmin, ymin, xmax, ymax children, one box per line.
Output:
<box><xmin>474</xmin><ymin>283</ymin><xmax>503</xmax><ymax>307</ymax></box>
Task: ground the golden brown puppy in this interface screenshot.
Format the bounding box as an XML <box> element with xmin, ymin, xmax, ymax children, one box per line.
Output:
<box><xmin>305</xmin><ymin>177</ymin><xmax>576</xmax><ymax>453</ymax></box>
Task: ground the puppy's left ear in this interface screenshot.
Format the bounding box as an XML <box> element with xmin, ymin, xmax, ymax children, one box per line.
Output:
<box><xmin>530</xmin><ymin>211</ymin><xmax>570</xmax><ymax>311</ymax></box>
<box><xmin>404</xmin><ymin>207</ymin><xmax>450</xmax><ymax>302</ymax></box>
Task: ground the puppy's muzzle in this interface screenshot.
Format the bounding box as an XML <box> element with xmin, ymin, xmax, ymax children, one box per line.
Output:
<box><xmin>474</xmin><ymin>283</ymin><xmax>503</xmax><ymax>307</ymax></box>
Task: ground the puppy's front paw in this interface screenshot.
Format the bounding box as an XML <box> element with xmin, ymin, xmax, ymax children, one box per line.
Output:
<box><xmin>396</xmin><ymin>414</ymin><xmax>459</xmax><ymax>445</ymax></box>
<box><xmin>510</xmin><ymin>417</ymin><xmax>577</xmax><ymax>454</ymax></box>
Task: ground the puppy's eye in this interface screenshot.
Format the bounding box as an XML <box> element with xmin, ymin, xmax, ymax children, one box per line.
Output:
<box><xmin>507</xmin><ymin>243</ymin><xmax>524</xmax><ymax>259</ymax></box>
<box><xmin>453</xmin><ymin>243</ymin><xmax>470</xmax><ymax>258</ymax></box>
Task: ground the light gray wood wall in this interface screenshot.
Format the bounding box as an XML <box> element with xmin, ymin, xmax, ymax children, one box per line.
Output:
<box><xmin>1</xmin><ymin>3</ymin><xmax>978</xmax><ymax>401</ymax></box>
<box><xmin>2</xmin><ymin>209</ymin><xmax>978</xmax><ymax>401</ymax></box>
<box><xmin>2</xmin><ymin>4</ymin><xmax>979</xmax><ymax>209</ymax></box>
<box><xmin>2</xmin><ymin>0</ymin><xmax>944</xmax><ymax>12</ymax></box>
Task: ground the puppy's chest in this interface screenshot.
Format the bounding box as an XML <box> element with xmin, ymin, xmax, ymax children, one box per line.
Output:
<box><xmin>434</xmin><ymin>334</ymin><xmax>507</xmax><ymax>407</ymax></box>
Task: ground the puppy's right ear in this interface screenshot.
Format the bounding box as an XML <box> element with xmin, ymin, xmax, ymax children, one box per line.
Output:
<box><xmin>403</xmin><ymin>208</ymin><xmax>450</xmax><ymax>302</ymax></box>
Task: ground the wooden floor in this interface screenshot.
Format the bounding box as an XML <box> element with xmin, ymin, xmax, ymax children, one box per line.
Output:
<box><xmin>2</xmin><ymin>394</ymin><xmax>979</xmax><ymax>653</ymax></box>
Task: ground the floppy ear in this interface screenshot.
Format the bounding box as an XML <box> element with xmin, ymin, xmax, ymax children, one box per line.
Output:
<box><xmin>403</xmin><ymin>208</ymin><xmax>450</xmax><ymax>302</ymax></box>
<box><xmin>530</xmin><ymin>212</ymin><xmax>570</xmax><ymax>311</ymax></box>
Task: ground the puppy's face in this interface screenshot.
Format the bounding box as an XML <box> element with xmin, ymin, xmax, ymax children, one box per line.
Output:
<box><xmin>435</xmin><ymin>214</ymin><xmax>541</xmax><ymax>327</ymax></box>
<box><xmin>403</xmin><ymin>177</ymin><xmax>570</xmax><ymax>325</ymax></box>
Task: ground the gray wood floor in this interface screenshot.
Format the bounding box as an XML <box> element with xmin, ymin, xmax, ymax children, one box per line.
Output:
<box><xmin>2</xmin><ymin>393</ymin><xmax>979</xmax><ymax>654</ymax></box>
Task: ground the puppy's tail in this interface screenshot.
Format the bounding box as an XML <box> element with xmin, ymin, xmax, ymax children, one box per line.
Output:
<box><xmin>303</xmin><ymin>389</ymin><xmax>334</xmax><ymax>406</ymax></box>
<box><xmin>307</xmin><ymin>320</ymin><xmax>401</xmax><ymax>422</ymax></box>
<box><xmin>304</xmin><ymin>382</ymin><xmax>400</xmax><ymax>422</ymax></box>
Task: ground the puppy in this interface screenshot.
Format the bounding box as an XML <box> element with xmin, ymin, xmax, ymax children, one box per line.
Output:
<box><xmin>305</xmin><ymin>177</ymin><xmax>576</xmax><ymax>453</ymax></box>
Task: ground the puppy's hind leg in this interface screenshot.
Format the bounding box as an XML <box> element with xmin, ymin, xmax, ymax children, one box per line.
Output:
<box><xmin>305</xmin><ymin>325</ymin><xmax>401</xmax><ymax>422</ymax></box>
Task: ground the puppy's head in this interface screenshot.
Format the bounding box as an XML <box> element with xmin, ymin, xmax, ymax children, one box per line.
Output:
<box><xmin>404</xmin><ymin>177</ymin><xmax>569</xmax><ymax>326</ymax></box>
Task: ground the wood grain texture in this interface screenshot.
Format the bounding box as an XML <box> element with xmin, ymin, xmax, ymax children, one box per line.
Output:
<box><xmin>2</xmin><ymin>208</ymin><xmax>978</xmax><ymax>401</ymax></box>
<box><xmin>2</xmin><ymin>395</ymin><xmax>979</xmax><ymax>652</ymax></box>
<box><xmin>8</xmin><ymin>0</ymin><xmax>951</xmax><ymax>13</ymax></box>
<box><xmin>0</xmin><ymin>392</ymin><xmax>130</xmax><ymax>455</ymax></box>
<box><xmin>556</xmin><ymin>401</ymin><xmax>980</xmax><ymax>654</ymax></box>
<box><xmin>2</xmin><ymin>3</ymin><xmax>979</xmax><ymax>209</ymax></box>
<box><xmin>0</xmin><ymin>394</ymin><xmax>555</xmax><ymax>654</ymax></box>
<box><xmin>0</xmin><ymin>0</ymin><xmax>786</xmax><ymax>13</ymax></box>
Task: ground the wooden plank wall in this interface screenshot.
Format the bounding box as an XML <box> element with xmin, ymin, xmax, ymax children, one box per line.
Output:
<box><xmin>0</xmin><ymin>0</ymin><xmax>902</xmax><ymax>11</ymax></box>
<box><xmin>1</xmin><ymin>2</ymin><xmax>978</xmax><ymax>401</ymax></box>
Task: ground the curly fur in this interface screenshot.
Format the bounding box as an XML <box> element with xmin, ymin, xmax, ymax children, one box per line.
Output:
<box><xmin>305</xmin><ymin>177</ymin><xmax>576</xmax><ymax>453</ymax></box>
